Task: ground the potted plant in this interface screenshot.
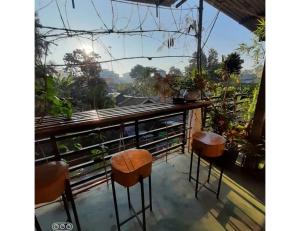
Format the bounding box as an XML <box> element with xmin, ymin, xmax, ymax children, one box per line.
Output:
<box><xmin>219</xmin><ymin>124</ymin><xmax>246</xmax><ymax>167</ymax></box>
<box><xmin>223</xmin><ymin>125</ymin><xmax>265</xmax><ymax>178</ymax></box>
<box><xmin>182</xmin><ymin>77</ymin><xmax>201</xmax><ymax>101</ymax></box>
<box><xmin>222</xmin><ymin>139</ymin><xmax>239</xmax><ymax>167</ymax></box>
<box><xmin>239</xmin><ymin>140</ymin><xmax>265</xmax><ymax>179</ymax></box>
<box><xmin>170</xmin><ymin>70</ymin><xmax>206</xmax><ymax>103</ymax></box>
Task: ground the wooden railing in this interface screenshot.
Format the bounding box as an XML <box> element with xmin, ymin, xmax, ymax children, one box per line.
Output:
<box><xmin>35</xmin><ymin>102</ymin><xmax>210</xmax><ymax>191</ymax></box>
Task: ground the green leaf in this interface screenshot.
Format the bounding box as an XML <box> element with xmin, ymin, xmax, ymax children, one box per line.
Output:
<box><xmin>74</xmin><ymin>143</ymin><xmax>82</xmax><ymax>150</ymax></box>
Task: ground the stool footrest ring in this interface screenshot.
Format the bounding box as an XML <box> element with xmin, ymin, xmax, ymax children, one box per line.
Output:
<box><xmin>190</xmin><ymin>176</ymin><xmax>218</xmax><ymax>195</ymax></box>
<box><xmin>120</xmin><ymin>204</ymin><xmax>151</xmax><ymax>227</ymax></box>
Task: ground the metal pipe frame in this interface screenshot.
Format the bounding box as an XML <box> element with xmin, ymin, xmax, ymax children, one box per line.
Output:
<box><xmin>35</xmin><ymin>216</ymin><xmax>42</xmax><ymax>231</ymax></box>
<box><xmin>35</xmin><ymin>180</ymin><xmax>81</xmax><ymax>231</ymax></box>
<box><xmin>188</xmin><ymin>150</ymin><xmax>224</xmax><ymax>199</ymax></box>
<box><xmin>65</xmin><ymin>179</ymin><xmax>82</xmax><ymax>231</ymax></box>
<box><xmin>35</xmin><ymin>113</ymin><xmax>185</xmax><ymax>165</ymax></box>
<box><xmin>182</xmin><ymin>110</ymin><xmax>187</xmax><ymax>154</ymax></box>
<box><xmin>111</xmin><ymin>175</ymin><xmax>152</xmax><ymax>231</ymax></box>
<box><xmin>35</xmin><ymin>110</ymin><xmax>201</xmax><ymax>192</ymax></box>
<box><xmin>62</xmin><ymin>194</ymin><xmax>72</xmax><ymax>222</ymax></box>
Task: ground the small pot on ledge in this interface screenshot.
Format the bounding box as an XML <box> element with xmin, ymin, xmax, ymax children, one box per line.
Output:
<box><xmin>184</xmin><ymin>89</ymin><xmax>200</xmax><ymax>102</ymax></box>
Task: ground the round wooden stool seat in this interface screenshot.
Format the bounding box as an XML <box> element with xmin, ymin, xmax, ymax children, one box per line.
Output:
<box><xmin>111</xmin><ymin>149</ymin><xmax>152</xmax><ymax>187</ymax></box>
<box><xmin>192</xmin><ymin>131</ymin><xmax>226</xmax><ymax>158</ymax></box>
<box><xmin>35</xmin><ymin>161</ymin><xmax>69</xmax><ymax>204</ymax></box>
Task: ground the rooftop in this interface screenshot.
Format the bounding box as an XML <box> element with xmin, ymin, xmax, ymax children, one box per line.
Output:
<box><xmin>205</xmin><ymin>0</ymin><xmax>265</xmax><ymax>32</ymax></box>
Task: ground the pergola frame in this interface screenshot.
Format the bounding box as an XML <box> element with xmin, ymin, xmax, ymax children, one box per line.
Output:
<box><xmin>68</xmin><ymin>0</ymin><xmax>265</xmax><ymax>140</ymax></box>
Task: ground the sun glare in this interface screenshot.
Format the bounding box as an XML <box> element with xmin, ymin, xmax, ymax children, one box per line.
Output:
<box><xmin>82</xmin><ymin>45</ymin><xmax>93</xmax><ymax>54</ymax></box>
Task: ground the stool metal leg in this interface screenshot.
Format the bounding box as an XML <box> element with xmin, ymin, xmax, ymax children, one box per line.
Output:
<box><xmin>112</xmin><ymin>178</ymin><xmax>121</xmax><ymax>231</ymax></box>
<box><xmin>140</xmin><ymin>177</ymin><xmax>146</xmax><ymax>231</ymax></box>
<box><xmin>35</xmin><ymin>215</ymin><xmax>42</xmax><ymax>231</ymax></box>
<box><xmin>189</xmin><ymin>149</ymin><xmax>194</xmax><ymax>182</ymax></box>
<box><xmin>149</xmin><ymin>176</ymin><xmax>152</xmax><ymax>211</ymax></box>
<box><xmin>216</xmin><ymin>166</ymin><xmax>224</xmax><ymax>199</ymax></box>
<box><xmin>62</xmin><ymin>194</ymin><xmax>72</xmax><ymax>222</ymax></box>
<box><xmin>65</xmin><ymin>180</ymin><xmax>81</xmax><ymax>231</ymax></box>
<box><xmin>127</xmin><ymin>187</ymin><xmax>131</xmax><ymax>209</ymax></box>
<box><xmin>207</xmin><ymin>162</ymin><xmax>212</xmax><ymax>183</ymax></box>
<box><xmin>195</xmin><ymin>155</ymin><xmax>201</xmax><ymax>199</ymax></box>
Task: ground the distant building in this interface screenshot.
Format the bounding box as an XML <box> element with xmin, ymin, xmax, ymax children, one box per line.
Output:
<box><xmin>155</xmin><ymin>69</ymin><xmax>166</xmax><ymax>77</ymax></box>
<box><xmin>100</xmin><ymin>69</ymin><xmax>119</xmax><ymax>78</ymax></box>
<box><xmin>100</xmin><ymin>69</ymin><xmax>120</xmax><ymax>85</ymax></box>
<box><xmin>120</xmin><ymin>72</ymin><xmax>134</xmax><ymax>83</ymax></box>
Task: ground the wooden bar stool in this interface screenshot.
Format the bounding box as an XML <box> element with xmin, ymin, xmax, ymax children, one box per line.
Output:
<box><xmin>35</xmin><ymin>161</ymin><xmax>81</xmax><ymax>231</ymax></box>
<box><xmin>111</xmin><ymin>149</ymin><xmax>153</xmax><ymax>231</ymax></box>
<box><xmin>188</xmin><ymin>131</ymin><xmax>226</xmax><ymax>199</ymax></box>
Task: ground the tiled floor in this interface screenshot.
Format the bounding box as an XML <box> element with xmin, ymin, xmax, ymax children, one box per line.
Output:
<box><xmin>36</xmin><ymin>152</ymin><xmax>265</xmax><ymax>231</ymax></box>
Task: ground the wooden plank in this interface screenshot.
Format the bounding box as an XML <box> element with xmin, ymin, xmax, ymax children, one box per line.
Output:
<box><xmin>35</xmin><ymin>102</ymin><xmax>210</xmax><ymax>139</ymax></box>
<box><xmin>35</xmin><ymin>104</ymin><xmax>171</xmax><ymax>128</ymax></box>
<box><xmin>36</xmin><ymin>102</ymin><xmax>206</xmax><ymax>137</ymax></box>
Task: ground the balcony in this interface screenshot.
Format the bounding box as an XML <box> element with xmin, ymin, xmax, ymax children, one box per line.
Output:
<box><xmin>35</xmin><ymin>102</ymin><xmax>265</xmax><ymax>230</ymax></box>
<box><xmin>35</xmin><ymin>102</ymin><xmax>210</xmax><ymax>190</ymax></box>
<box><xmin>35</xmin><ymin>151</ymin><xmax>265</xmax><ymax>230</ymax></box>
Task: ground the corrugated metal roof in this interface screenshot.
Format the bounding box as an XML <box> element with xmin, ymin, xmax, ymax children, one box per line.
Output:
<box><xmin>205</xmin><ymin>0</ymin><xmax>265</xmax><ymax>32</ymax></box>
<box><xmin>117</xmin><ymin>96</ymin><xmax>157</xmax><ymax>107</ymax></box>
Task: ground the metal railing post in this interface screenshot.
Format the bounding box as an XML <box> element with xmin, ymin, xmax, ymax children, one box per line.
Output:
<box><xmin>50</xmin><ymin>135</ymin><xmax>61</xmax><ymax>161</ymax></box>
<box><xmin>182</xmin><ymin>110</ymin><xmax>187</xmax><ymax>153</ymax></box>
<box><xmin>135</xmin><ymin>120</ymin><xmax>140</xmax><ymax>149</ymax></box>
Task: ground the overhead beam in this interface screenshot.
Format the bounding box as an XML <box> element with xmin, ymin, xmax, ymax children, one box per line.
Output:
<box><xmin>119</xmin><ymin>0</ymin><xmax>177</xmax><ymax>7</ymax></box>
<box><xmin>175</xmin><ymin>0</ymin><xmax>187</xmax><ymax>8</ymax></box>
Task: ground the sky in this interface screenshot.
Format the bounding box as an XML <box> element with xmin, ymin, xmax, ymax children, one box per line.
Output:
<box><xmin>35</xmin><ymin>0</ymin><xmax>255</xmax><ymax>76</ymax></box>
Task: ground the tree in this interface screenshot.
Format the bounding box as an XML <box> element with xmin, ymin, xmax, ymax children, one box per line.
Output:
<box><xmin>237</xmin><ymin>17</ymin><xmax>265</xmax><ymax>68</ymax></box>
<box><xmin>168</xmin><ymin>66</ymin><xmax>183</xmax><ymax>76</ymax></box>
<box><xmin>35</xmin><ymin>14</ymin><xmax>57</xmax><ymax>79</ymax></box>
<box><xmin>237</xmin><ymin>18</ymin><xmax>265</xmax><ymax>141</ymax></box>
<box><xmin>35</xmin><ymin>14</ymin><xmax>48</xmax><ymax>68</ymax></box>
<box><xmin>129</xmin><ymin>64</ymin><xmax>157</xmax><ymax>97</ymax></box>
<box><xmin>154</xmin><ymin>74</ymin><xmax>177</xmax><ymax>102</ymax></box>
<box><xmin>129</xmin><ymin>64</ymin><xmax>146</xmax><ymax>79</ymax></box>
<box><xmin>238</xmin><ymin>37</ymin><xmax>264</xmax><ymax>67</ymax></box>
<box><xmin>63</xmin><ymin>49</ymin><xmax>114</xmax><ymax>110</ymax></box>
<box><xmin>207</xmin><ymin>48</ymin><xmax>220</xmax><ymax>81</ymax></box>
<box><xmin>63</xmin><ymin>49</ymin><xmax>102</xmax><ymax>79</ymax></box>
<box><xmin>116</xmin><ymin>83</ymin><xmax>139</xmax><ymax>96</ymax></box>
<box><xmin>207</xmin><ymin>49</ymin><xmax>218</xmax><ymax>70</ymax></box>
<box><xmin>35</xmin><ymin>15</ymin><xmax>72</xmax><ymax>118</ymax></box>
<box><xmin>185</xmin><ymin>51</ymin><xmax>207</xmax><ymax>74</ymax></box>
<box><xmin>35</xmin><ymin>15</ymin><xmax>48</xmax><ymax>116</ymax></box>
